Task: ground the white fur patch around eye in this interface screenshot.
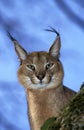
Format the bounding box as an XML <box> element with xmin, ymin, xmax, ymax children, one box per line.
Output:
<box><xmin>50</xmin><ymin>64</ymin><xmax>55</xmax><ymax>70</ymax></box>
<box><xmin>26</xmin><ymin>66</ymin><xmax>33</xmax><ymax>72</ymax></box>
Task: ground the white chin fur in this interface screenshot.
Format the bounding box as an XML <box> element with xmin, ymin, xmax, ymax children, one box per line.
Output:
<box><xmin>31</xmin><ymin>83</ymin><xmax>47</xmax><ymax>89</ymax></box>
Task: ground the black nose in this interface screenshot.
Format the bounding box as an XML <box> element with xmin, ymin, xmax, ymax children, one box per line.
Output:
<box><xmin>36</xmin><ymin>73</ymin><xmax>45</xmax><ymax>80</ymax></box>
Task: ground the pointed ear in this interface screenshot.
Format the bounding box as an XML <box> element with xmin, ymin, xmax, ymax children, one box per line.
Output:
<box><xmin>13</xmin><ymin>41</ymin><xmax>28</xmax><ymax>61</ymax></box>
<box><xmin>7</xmin><ymin>32</ymin><xmax>28</xmax><ymax>61</ymax></box>
<box><xmin>49</xmin><ymin>35</ymin><xmax>61</xmax><ymax>57</ymax></box>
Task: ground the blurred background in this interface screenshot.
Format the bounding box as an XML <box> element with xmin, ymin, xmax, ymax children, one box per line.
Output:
<box><xmin>0</xmin><ymin>0</ymin><xmax>84</xmax><ymax>130</ymax></box>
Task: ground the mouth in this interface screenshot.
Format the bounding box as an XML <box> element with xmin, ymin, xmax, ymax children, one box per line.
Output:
<box><xmin>29</xmin><ymin>78</ymin><xmax>54</xmax><ymax>89</ymax></box>
<box><xmin>38</xmin><ymin>77</ymin><xmax>52</xmax><ymax>85</ymax></box>
<box><xmin>40</xmin><ymin>80</ymin><xmax>43</xmax><ymax>84</ymax></box>
<box><xmin>30</xmin><ymin>76</ymin><xmax>53</xmax><ymax>89</ymax></box>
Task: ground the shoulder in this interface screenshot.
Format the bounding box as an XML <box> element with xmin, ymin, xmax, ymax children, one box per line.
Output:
<box><xmin>63</xmin><ymin>85</ymin><xmax>76</xmax><ymax>99</ymax></box>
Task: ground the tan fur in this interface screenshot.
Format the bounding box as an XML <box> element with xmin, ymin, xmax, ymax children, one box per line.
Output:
<box><xmin>9</xmin><ymin>33</ymin><xmax>76</xmax><ymax>130</ymax></box>
<box><xmin>26</xmin><ymin>86</ymin><xmax>75</xmax><ymax>130</ymax></box>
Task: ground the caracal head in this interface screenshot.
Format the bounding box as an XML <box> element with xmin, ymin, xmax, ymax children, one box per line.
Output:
<box><xmin>8</xmin><ymin>29</ymin><xmax>64</xmax><ymax>90</ymax></box>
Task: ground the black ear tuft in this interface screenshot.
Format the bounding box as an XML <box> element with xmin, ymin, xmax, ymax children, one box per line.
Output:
<box><xmin>44</xmin><ymin>26</ymin><xmax>59</xmax><ymax>36</ymax></box>
<box><xmin>7</xmin><ymin>31</ymin><xmax>17</xmax><ymax>42</ymax></box>
<box><xmin>46</xmin><ymin>27</ymin><xmax>61</xmax><ymax>58</ymax></box>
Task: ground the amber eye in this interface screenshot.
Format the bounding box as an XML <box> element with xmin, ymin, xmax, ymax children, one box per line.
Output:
<box><xmin>46</xmin><ymin>63</ymin><xmax>54</xmax><ymax>70</ymax></box>
<box><xmin>27</xmin><ymin>64</ymin><xmax>35</xmax><ymax>71</ymax></box>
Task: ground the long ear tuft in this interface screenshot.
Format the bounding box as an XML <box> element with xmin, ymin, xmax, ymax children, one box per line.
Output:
<box><xmin>7</xmin><ymin>31</ymin><xmax>17</xmax><ymax>41</ymax></box>
<box><xmin>44</xmin><ymin>26</ymin><xmax>59</xmax><ymax>36</ymax></box>
<box><xmin>7</xmin><ymin>32</ymin><xmax>28</xmax><ymax>61</ymax></box>
<box><xmin>45</xmin><ymin>27</ymin><xmax>61</xmax><ymax>58</ymax></box>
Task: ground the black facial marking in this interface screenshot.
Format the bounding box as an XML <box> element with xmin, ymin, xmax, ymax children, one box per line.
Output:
<box><xmin>37</xmin><ymin>52</ymin><xmax>41</xmax><ymax>61</ymax></box>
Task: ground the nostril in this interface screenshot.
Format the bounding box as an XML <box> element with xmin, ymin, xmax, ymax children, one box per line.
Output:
<box><xmin>37</xmin><ymin>74</ymin><xmax>45</xmax><ymax>80</ymax></box>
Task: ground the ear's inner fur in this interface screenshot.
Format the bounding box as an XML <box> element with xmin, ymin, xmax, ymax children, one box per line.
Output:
<box><xmin>49</xmin><ymin>35</ymin><xmax>61</xmax><ymax>58</ymax></box>
<box><xmin>7</xmin><ymin>32</ymin><xmax>28</xmax><ymax>61</ymax></box>
<box><xmin>14</xmin><ymin>42</ymin><xmax>28</xmax><ymax>61</ymax></box>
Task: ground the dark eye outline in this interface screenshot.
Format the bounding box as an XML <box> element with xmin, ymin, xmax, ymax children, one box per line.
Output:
<box><xmin>46</xmin><ymin>63</ymin><xmax>54</xmax><ymax>70</ymax></box>
<box><xmin>26</xmin><ymin>64</ymin><xmax>35</xmax><ymax>71</ymax></box>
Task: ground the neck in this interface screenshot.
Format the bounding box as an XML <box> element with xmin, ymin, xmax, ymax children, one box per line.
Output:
<box><xmin>26</xmin><ymin>84</ymin><xmax>65</xmax><ymax>130</ymax></box>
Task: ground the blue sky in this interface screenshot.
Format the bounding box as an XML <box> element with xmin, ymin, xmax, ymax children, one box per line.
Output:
<box><xmin>0</xmin><ymin>0</ymin><xmax>84</xmax><ymax>130</ymax></box>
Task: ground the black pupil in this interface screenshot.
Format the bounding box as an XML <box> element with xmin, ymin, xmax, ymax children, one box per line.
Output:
<box><xmin>31</xmin><ymin>65</ymin><xmax>35</xmax><ymax>70</ymax></box>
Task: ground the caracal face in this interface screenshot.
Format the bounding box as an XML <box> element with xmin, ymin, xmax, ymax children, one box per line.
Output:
<box><xmin>18</xmin><ymin>51</ymin><xmax>64</xmax><ymax>89</ymax></box>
